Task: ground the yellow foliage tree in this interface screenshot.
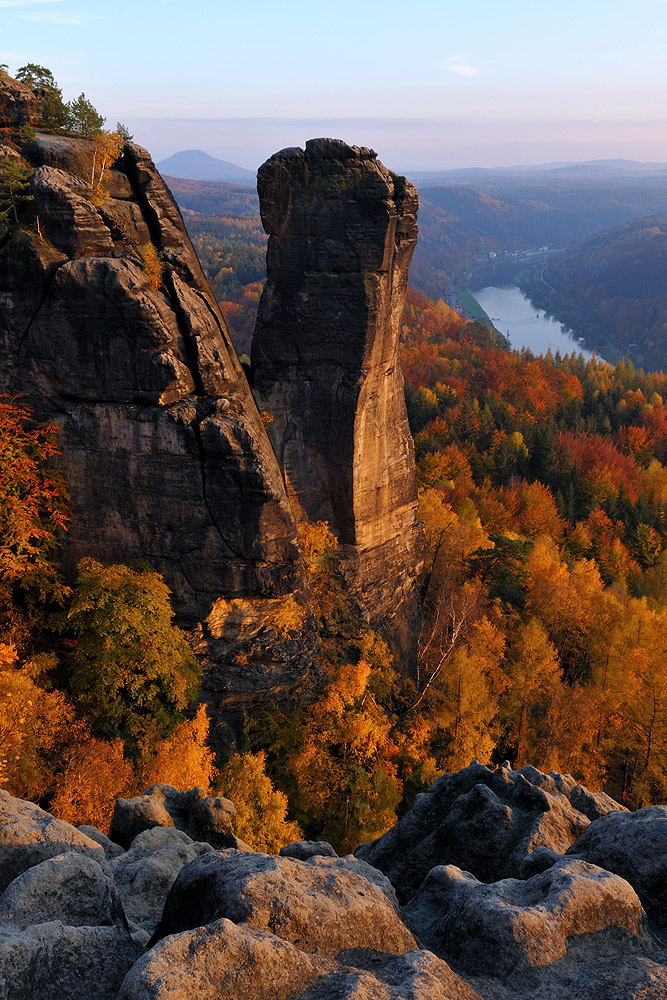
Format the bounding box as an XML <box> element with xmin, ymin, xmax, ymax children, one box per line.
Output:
<box><xmin>140</xmin><ymin>242</ymin><xmax>164</xmax><ymax>290</ymax></box>
<box><xmin>217</xmin><ymin>750</ymin><xmax>301</xmax><ymax>853</ymax></box>
<box><xmin>290</xmin><ymin>659</ymin><xmax>403</xmax><ymax>853</ymax></box>
<box><xmin>89</xmin><ymin>129</ymin><xmax>124</xmax><ymax>206</ymax></box>
<box><xmin>501</xmin><ymin>618</ymin><xmax>561</xmax><ymax>767</ymax></box>
<box><xmin>425</xmin><ymin>617</ymin><xmax>507</xmax><ymax>771</ymax></box>
<box><xmin>50</xmin><ymin>734</ymin><xmax>134</xmax><ymax>830</ymax></box>
<box><xmin>0</xmin><ymin>654</ymin><xmax>79</xmax><ymax>801</ymax></box>
<box><xmin>141</xmin><ymin>703</ymin><xmax>216</xmax><ymax>793</ymax></box>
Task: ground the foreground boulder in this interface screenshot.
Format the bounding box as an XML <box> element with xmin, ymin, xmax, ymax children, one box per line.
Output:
<box><xmin>0</xmin><ymin>789</ymin><xmax>105</xmax><ymax>891</ymax></box>
<box><xmin>403</xmin><ymin>858</ymin><xmax>650</xmax><ymax>976</ymax></box>
<box><xmin>0</xmin><ymin>922</ymin><xmax>140</xmax><ymax>1000</ymax></box>
<box><xmin>154</xmin><ymin>848</ymin><xmax>417</xmax><ymax>956</ymax></box>
<box><xmin>356</xmin><ymin>762</ymin><xmax>622</xmax><ymax>900</ymax></box>
<box><xmin>0</xmin><ymin>843</ymin><xmax>139</xmax><ymax>1000</ymax></box>
<box><xmin>0</xmin><ymin>851</ymin><xmax>125</xmax><ymax>930</ymax></box>
<box><xmin>117</xmin><ymin>918</ymin><xmax>481</xmax><ymax>1000</ymax></box>
<box><xmin>566</xmin><ymin>805</ymin><xmax>667</xmax><ymax>930</ymax></box>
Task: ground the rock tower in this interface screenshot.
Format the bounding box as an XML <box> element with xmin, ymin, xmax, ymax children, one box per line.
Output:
<box><xmin>251</xmin><ymin>139</ymin><xmax>423</xmax><ymax>626</ymax></box>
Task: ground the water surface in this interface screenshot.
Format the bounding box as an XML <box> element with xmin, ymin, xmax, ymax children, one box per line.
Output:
<box><xmin>471</xmin><ymin>285</ymin><xmax>599</xmax><ymax>361</ymax></box>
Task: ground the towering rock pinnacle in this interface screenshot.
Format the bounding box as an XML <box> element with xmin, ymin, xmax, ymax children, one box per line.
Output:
<box><xmin>0</xmin><ymin>73</ymin><xmax>316</xmax><ymax>746</ymax></box>
<box><xmin>251</xmin><ymin>138</ymin><xmax>423</xmax><ymax>626</ymax></box>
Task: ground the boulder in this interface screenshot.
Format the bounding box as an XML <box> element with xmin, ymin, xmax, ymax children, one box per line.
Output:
<box><xmin>117</xmin><ymin>918</ymin><xmax>321</xmax><ymax>1000</ymax></box>
<box><xmin>0</xmin><ymin>921</ymin><xmax>140</xmax><ymax>1000</ymax></box>
<box><xmin>279</xmin><ymin>840</ymin><xmax>337</xmax><ymax>860</ymax></box>
<box><xmin>0</xmin><ymin>851</ymin><xmax>125</xmax><ymax>930</ymax></box>
<box><xmin>0</xmin><ymin>789</ymin><xmax>106</xmax><ymax>891</ymax></box>
<box><xmin>111</xmin><ymin>826</ymin><xmax>213</xmax><ymax>945</ymax></box>
<box><xmin>108</xmin><ymin>784</ymin><xmax>239</xmax><ymax>849</ymax></box>
<box><xmin>356</xmin><ymin>762</ymin><xmax>617</xmax><ymax>900</ymax></box>
<box><xmin>154</xmin><ymin>848</ymin><xmax>417</xmax><ymax>957</ymax></box>
<box><xmin>78</xmin><ymin>825</ymin><xmax>125</xmax><ymax>860</ymax></box>
<box><xmin>566</xmin><ymin>805</ymin><xmax>667</xmax><ymax>929</ymax></box>
<box><xmin>117</xmin><ymin>918</ymin><xmax>480</xmax><ymax>1000</ymax></box>
<box><xmin>306</xmin><ymin>854</ymin><xmax>400</xmax><ymax>907</ymax></box>
<box><xmin>403</xmin><ymin>858</ymin><xmax>650</xmax><ymax>977</ymax></box>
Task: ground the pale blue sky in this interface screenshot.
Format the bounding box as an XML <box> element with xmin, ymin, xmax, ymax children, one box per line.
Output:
<box><xmin>2</xmin><ymin>0</ymin><xmax>666</xmax><ymax>170</ymax></box>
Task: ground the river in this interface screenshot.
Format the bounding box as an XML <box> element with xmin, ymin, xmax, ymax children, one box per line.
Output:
<box><xmin>470</xmin><ymin>285</ymin><xmax>600</xmax><ymax>362</ymax></box>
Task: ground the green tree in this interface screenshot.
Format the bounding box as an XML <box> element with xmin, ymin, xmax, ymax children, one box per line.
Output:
<box><xmin>66</xmin><ymin>93</ymin><xmax>104</xmax><ymax>138</ymax></box>
<box><xmin>0</xmin><ymin>157</ymin><xmax>33</xmax><ymax>228</ymax></box>
<box><xmin>63</xmin><ymin>558</ymin><xmax>200</xmax><ymax>753</ymax></box>
<box><xmin>16</xmin><ymin>63</ymin><xmax>68</xmax><ymax>131</ymax></box>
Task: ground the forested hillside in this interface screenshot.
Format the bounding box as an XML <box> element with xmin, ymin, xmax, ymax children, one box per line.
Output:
<box><xmin>519</xmin><ymin>215</ymin><xmax>667</xmax><ymax>370</ymax></box>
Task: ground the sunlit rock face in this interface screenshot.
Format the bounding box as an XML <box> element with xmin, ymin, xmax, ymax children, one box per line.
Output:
<box><xmin>251</xmin><ymin>138</ymin><xmax>423</xmax><ymax>632</ymax></box>
<box><xmin>0</xmin><ymin>75</ymin><xmax>316</xmax><ymax>746</ymax></box>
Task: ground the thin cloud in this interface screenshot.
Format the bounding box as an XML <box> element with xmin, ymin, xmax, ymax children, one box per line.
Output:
<box><xmin>446</xmin><ymin>53</ymin><xmax>471</xmax><ymax>64</ymax></box>
<box><xmin>0</xmin><ymin>0</ymin><xmax>68</xmax><ymax>6</ymax></box>
<box><xmin>447</xmin><ymin>63</ymin><xmax>481</xmax><ymax>77</ymax></box>
<box><xmin>18</xmin><ymin>9</ymin><xmax>91</xmax><ymax>19</ymax></box>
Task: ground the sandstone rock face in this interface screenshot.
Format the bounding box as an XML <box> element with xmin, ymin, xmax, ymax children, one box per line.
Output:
<box><xmin>108</xmin><ymin>784</ymin><xmax>241</xmax><ymax>850</ymax></box>
<box><xmin>402</xmin><ymin>858</ymin><xmax>649</xmax><ymax>976</ymax></box>
<box><xmin>0</xmin><ymin>789</ymin><xmax>106</xmax><ymax>891</ymax></box>
<box><xmin>566</xmin><ymin>806</ymin><xmax>667</xmax><ymax>930</ymax></box>
<box><xmin>154</xmin><ymin>848</ymin><xmax>418</xmax><ymax>956</ymax></box>
<box><xmin>0</xmin><ymin>70</ymin><xmax>37</xmax><ymax>127</ymax></box>
<box><xmin>0</xmin><ymin>83</ymin><xmax>317</xmax><ymax>744</ymax></box>
<box><xmin>251</xmin><ymin>138</ymin><xmax>422</xmax><ymax>630</ymax></box>
<box><xmin>355</xmin><ymin>762</ymin><xmax>620</xmax><ymax>901</ymax></box>
<box><xmin>110</xmin><ymin>827</ymin><xmax>213</xmax><ymax>946</ymax></box>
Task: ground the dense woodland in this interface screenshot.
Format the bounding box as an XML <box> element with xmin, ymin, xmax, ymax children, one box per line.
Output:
<box><xmin>6</xmin><ymin>283</ymin><xmax>667</xmax><ymax>852</ymax></box>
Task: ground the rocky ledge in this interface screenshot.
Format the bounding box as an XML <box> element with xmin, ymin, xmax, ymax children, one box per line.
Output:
<box><xmin>2</xmin><ymin>763</ymin><xmax>667</xmax><ymax>999</ymax></box>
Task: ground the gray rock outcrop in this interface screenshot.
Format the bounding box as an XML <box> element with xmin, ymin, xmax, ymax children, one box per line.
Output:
<box><xmin>251</xmin><ymin>139</ymin><xmax>423</xmax><ymax>635</ymax></box>
<box><xmin>108</xmin><ymin>783</ymin><xmax>246</xmax><ymax>850</ymax></box>
<box><xmin>356</xmin><ymin>761</ymin><xmax>621</xmax><ymax>901</ymax></box>
<box><xmin>403</xmin><ymin>858</ymin><xmax>650</xmax><ymax>976</ymax></box>
<box><xmin>110</xmin><ymin>827</ymin><xmax>213</xmax><ymax>946</ymax></box>
<box><xmin>566</xmin><ymin>805</ymin><xmax>667</xmax><ymax>931</ymax></box>
<box><xmin>0</xmin><ymin>789</ymin><xmax>106</xmax><ymax>891</ymax></box>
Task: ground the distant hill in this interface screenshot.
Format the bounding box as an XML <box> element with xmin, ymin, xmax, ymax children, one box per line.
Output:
<box><xmin>519</xmin><ymin>215</ymin><xmax>667</xmax><ymax>369</ymax></box>
<box><xmin>157</xmin><ymin>149</ymin><xmax>256</xmax><ymax>186</ymax></box>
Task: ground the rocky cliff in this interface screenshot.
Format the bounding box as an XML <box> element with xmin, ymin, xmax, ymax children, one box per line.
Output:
<box><xmin>251</xmin><ymin>139</ymin><xmax>423</xmax><ymax>629</ymax></box>
<box><xmin>0</xmin><ymin>73</ymin><xmax>316</xmax><ymax>745</ymax></box>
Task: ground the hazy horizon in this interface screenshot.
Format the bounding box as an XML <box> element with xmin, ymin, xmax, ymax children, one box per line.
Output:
<box><xmin>2</xmin><ymin>0</ymin><xmax>667</xmax><ymax>173</ymax></box>
<box><xmin>132</xmin><ymin>116</ymin><xmax>667</xmax><ymax>175</ymax></box>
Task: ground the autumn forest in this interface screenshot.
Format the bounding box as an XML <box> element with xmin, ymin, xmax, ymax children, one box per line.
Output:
<box><xmin>4</xmin><ymin>64</ymin><xmax>667</xmax><ymax>858</ymax></box>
